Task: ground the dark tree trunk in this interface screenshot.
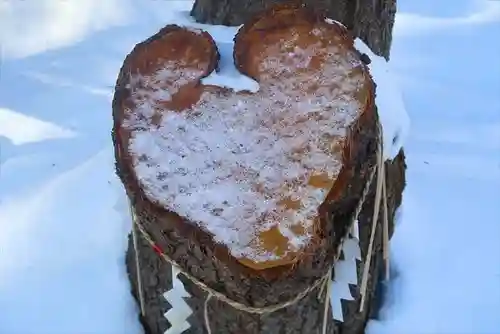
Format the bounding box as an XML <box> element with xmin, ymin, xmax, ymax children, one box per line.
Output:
<box><xmin>191</xmin><ymin>0</ymin><xmax>397</xmax><ymax>60</ymax></box>
<box><xmin>121</xmin><ymin>1</ymin><xmax>406</xmax><ymax>334</ymax></box>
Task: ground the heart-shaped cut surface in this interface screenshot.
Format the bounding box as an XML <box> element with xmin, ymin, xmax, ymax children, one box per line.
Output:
<box><xmin>116</xmin><ymin>7</ymin><xmax>373</xmax><ymax>270</ymax></box>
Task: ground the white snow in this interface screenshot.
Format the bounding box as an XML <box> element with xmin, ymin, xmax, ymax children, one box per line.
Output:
<box><xmin>1</xmin><ymin>1</ymin><xmax>499</xmax><ymax>333</ymax></box>
<box><xmin>0</xmin><ymin>0</ymin><xmax>129</xmax><ymax>59</ymax></box>
<box><xmin>394</xmin><ymin>0</ymin><xmax>500</xmax><ymax>36</ymax></box>
<box><xmin>0</xmin><ymin>108</ymin><xmax>77</xmax><ymax>145</ymax></box>
<box><xmin>0</xmin><ymin>148</ymin><xmax>141</xmax><ymax>334</ymax></box>
<box><xmin>201</xmin><ymin>40</ymin><xmax>259</xmax><ymax>92</ymax></box>
<box><xmin>354</xmin><ymin>40</ymin><xmax>410</xmax><ymax>160</ymax></box>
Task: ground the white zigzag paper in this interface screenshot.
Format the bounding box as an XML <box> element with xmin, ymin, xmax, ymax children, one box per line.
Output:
<box><xmin>163</xmin><ymin>266</ymin><xmax>193</xmax><ymax>334</ymax></box>
<box><xmin>343</xmin><ymin>238</ymin><xmax>362</xmax><ymax>261</ymax></box>
<box><xmin>334</xmin><ymin>258</ymin><xmax>358</xmax><ymax>285</ymax></box>
<box><xmin>351</xmin><ymin>219</ymin><xmax>360</xmax><ymax>240</ymax></box>
<box><xmin>329</xmin><ymin>220</ymin><xmax>362</xmax><ymax>322</ymax></box>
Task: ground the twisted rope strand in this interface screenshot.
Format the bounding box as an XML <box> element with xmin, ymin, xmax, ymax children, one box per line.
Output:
<box><xmin>131</xmin><ymin>207</ymin><xmax>146</xmax><ymax>316</ymax></box>
<box><xmin>382</xmin><ymin>167</ymin><xmax>390</xmax><ymax>280</ymax></box>
<box><xmin>359</xmin><ymin>136</ymin><xmax>385</xmax><ymax>312</ymax></box>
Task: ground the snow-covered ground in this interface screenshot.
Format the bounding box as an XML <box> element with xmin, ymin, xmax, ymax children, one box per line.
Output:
<box><xmin>1</xmin><ymin>0</ymin><xmax>499</xmax><ymax>333</ymax></box>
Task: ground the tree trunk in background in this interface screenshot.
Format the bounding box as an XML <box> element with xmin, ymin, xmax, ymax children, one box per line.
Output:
<box><xmin>191</xmin><ymin>0</ymin><xmax>397</xmax><ymax>59</ymax></box>
<box><xmin>124</xmin><ymin>1</ymin><xmax>406</xmax><ymax>334</ymax></box>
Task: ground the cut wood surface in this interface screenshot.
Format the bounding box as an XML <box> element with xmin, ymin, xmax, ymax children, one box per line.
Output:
<box><xmin>114</xmin><ymin>5</ymin><xmax>374</xmax><ymax>271</ymax></box>
<box><xmin>113</xmin><ymin>4</ymin><xmax>406</xmax><ymax>334</ymax></box>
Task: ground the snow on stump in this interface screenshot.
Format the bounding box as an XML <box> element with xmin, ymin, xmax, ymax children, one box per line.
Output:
<box><xmin>112</xmin><ymin>5</ymin><xmax>406</xmax><ymax>334</ymax></box>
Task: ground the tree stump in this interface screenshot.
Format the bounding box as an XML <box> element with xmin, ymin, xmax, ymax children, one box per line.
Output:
<box><xmin>113</xmin><ymin>4</ymin><xmax>406</xmax><ymax>334</ymax></box>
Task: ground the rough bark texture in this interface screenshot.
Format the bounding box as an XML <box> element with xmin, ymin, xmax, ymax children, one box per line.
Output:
<box><xmin>118</xmin><ymin>1</ymin><xmax>406</xmax><ymax>333</ymax></box>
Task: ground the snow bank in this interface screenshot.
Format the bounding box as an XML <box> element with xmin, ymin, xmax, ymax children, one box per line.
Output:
<box><xmin>0</xmin><ymin>108</ymin><xmax>77</xmax><ymax>145</ymax></box>
<box><xmin>354</xmin><ymin>40</ymin><xmax>410</xmax><ymax>160</ymax></box>
<box><xmin>0</xmin><ymin>148</ymin><xmax>142</xmax><ymax>334</ymax></box>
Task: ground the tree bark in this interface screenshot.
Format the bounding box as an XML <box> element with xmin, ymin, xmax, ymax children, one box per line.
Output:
<box><xmin>119</xmin><ymin>2</ymin><xmax>406</xmax><ymax>334</ymax></box>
